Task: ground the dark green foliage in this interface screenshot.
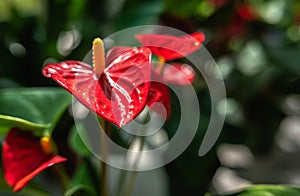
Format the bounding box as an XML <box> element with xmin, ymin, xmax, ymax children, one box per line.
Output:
<box><xmin>1</xmin><ymin>0</ymin><xmax>300</xmax><ymax>195</ymax></box>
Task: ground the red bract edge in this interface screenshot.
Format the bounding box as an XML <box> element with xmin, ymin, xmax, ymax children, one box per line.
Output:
<box><xmin>42</xmin><ymin>47</ymin><xmax>152</xmax><ymax>127</ymax></box>
<box><xmin>135</xmin><ymin>32</ymin><xmax>205</xmax><ymax>61</ymax></box>
<box><xmin>147</xmin><ymin>71</ymin><xmax>171</xmax><ymax>119</ymax></box>
<box><xmin>3</xmin><ymin>128</ymin><xmax>66</xmax><ymax>192</ymax></box>
<box><xmin>153</xmin><ymin>63</ymin><xmax>196</xmax><ymax>85</ymax></box>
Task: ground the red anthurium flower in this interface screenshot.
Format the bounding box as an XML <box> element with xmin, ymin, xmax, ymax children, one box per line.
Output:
<box><xmin>136</xmin><ymin>32</ymin><xmax>204</xmax><ymax>85</ymax></box>
<box><xmin>100</xmin><ymin>46</ymin><xmax>171</xmax><ymax>118</ymax></box>
<box><xmin>43</xmin><ymin>38</ymin><xmax>152</xmax><ymax>127</ymax></box>
<box><xmin>136</xmin><ymin>32</ymin><xmax>205</xmax><ymax>116</ymax></box>
<box><xmin>153</xmin><ymin>63</ymin><xmax>196</xmax><ymax>86</ymax></box>
<box><xmin>3</xmin><ymin>128</ymin><xmax>66</xmax><ymax>192</ymax></box>
<box><xmin>135</xmin><ymin>32</ymin><xmax>205</xmax><ymax>61</ymax></box>
<box><xmin>147</xmin><ymin>72</ymin><xmax>171</xmax><ymax>119</ymax></box>
<box><xmin>237</xmin><ymin>4</ymin><xmax>257</xmax><ymax>21</ymax></box>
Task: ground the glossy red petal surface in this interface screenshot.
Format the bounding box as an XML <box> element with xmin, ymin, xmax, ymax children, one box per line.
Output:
<box><xmin>42</xmin><ymin>47</ymin><xmax>152</xmax><ymax>127</ymax></box>
<box><xmin>2</xmin><ymin>128</ymin><xmax>66</xmax><ymax>192</ymax></box>
<box><xmin>105</xmin><ymin>46</ymin><xmax>131</xmax><ymax>65</ymax></box>
<box><xmin>147</xmin><ymin>72</ymin><xmax>171</xmax><ymax>119</ymax></box>
<box><xmin>136</xmin><ymin>32</ymin><xmax>205</xmax><ymax>60</ymax></box>
<box><xmin>154</xmin><ymin>63</ymin><xmax>196</xmax><ymax>85</ymax></box>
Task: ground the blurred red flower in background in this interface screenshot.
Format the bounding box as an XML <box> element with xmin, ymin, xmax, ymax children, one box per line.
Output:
<box><xmin>3</xmin><ymin>128</ymin><xmax>66</xmax><ymax>192</ymax></box>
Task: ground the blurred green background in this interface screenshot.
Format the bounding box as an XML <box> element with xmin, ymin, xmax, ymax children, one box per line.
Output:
<box><xmin>1</xmin><ymin>0</ymin><xmax>300</xmax><ymax>195</ymax></box>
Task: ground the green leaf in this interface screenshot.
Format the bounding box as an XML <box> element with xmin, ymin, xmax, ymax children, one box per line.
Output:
<box><xmin>114</xmin><ymin>0</ymin><xmax>163</xmax><ymax>30</ymax></box>
<box><xmin>165</xmin><ymin>0</ymin><xmax>200</xmax><ymax>17</ymax></box>
<box><xmin>0</xmin><ymin>87</ymin><xmax>71</xmax><ymax>137</ymax></box>
<box><xmin>72</xmin><ymin>158</ymin><xmax>98</xmax><ymax>193</ymax></box>
<box><xmin>64</xmin><ymin>184</ymin><xmax>96</xmax><ymax>196</ymax></box>
<box><xmin>68</xmin><ymin>123</ymin><xmax>92</xmax><ymax>156</ymax></box>
<box><xmin>212</xmin><ymin>185</ymin><xmax>300</xmax><ymax>196</ymax></box>
<box><xmin>69</xmin><ymin>158</ymin><xmax>98</xmax><ymax>196</ymax></box>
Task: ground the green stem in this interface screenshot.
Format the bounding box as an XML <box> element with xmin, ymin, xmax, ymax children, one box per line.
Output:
<box><xmin>54</xmin><ymin>164</ymin><xmax>71</xmax><ymax>192</ymax></box>
<box><xmin>50</xmin><ymin>137</ymin><xmax>71</xmax><ymax>192</ymax></box>
<box><xmin>100</xmin><ymin>160</ymin><xmax>108</xmax><ymax>196</ymax></box>
<box><xmin>98</xmin><ymin>117</ymin><xmax>110</xmax><ymax>196</ymax></box>
<box><xmin>124</xmin><ymin>136</ymin><xmax>146</xmax><ymax>196</ymax></box>
<box><xmin>124</xmin><ymin>171</ymin><xmax>137</xmax><ymax>196</ymax></box>
<box><xmin>115</xmin><ymin>169</ymin><xmax>127</xmax><ymax>195</ymax></box>
<box><xmin>114</xmin><ymin>111</ymin><xmax>150</xmax><ymax>196</ymax></box>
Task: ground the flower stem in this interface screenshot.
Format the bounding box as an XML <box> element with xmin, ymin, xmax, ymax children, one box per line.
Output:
<box><xmin>48</xmin><ymin>137</ymin><xmax>71</xmax><ymax>192</ymax></box>
<box><xmin>124</xmin><ymin>135</ymin><xmax>146</xmax><ymax>196</ymax></box>
<box><xmin>53</xmin><ymin>163</ymin><xmax>71</xmax><ymax>192</ymax></box>
<box><xmin>100</xmin><ymin>160</ymin><xmax>108</xmax><ymax>196</ymax></box>
<box><xmin>115</xmin><ymin>169</ymin><xmax>127</xmax><ymax>195</ymax></box>
<box><xmin>98</xmin><ymin>117</ymin><xmax>110</xmax><ymax>196</ymax></box>
<box><xmin>116</xmin><ymin>112</ymin><xmax>149</xmax><ymax>196</ymax></box>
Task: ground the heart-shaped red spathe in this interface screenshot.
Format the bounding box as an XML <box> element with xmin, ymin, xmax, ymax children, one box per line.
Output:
<box><xmin>135</xmin><ymin>32</ymin><xmax>205</xmax><ymax>61</ymax></box>
<box><xmin>147</xmin><ymin>71</ymin><xmax>171</xmax><ymax>119</ymax></box>
<box><xmin>3</xmin><ymin>128</ymin><xmax>66</xmax><ymax>192</ymax></box>
<box><xmin>42</xmin><ymin>47</ymin><xmax>152</xmax><ymax>127</ymax></box>
<box><xmin>153</xmin><ymin>63</ymin><xmax>196</xmax><ymax>85</ymax></box>
<box><xmin>106</xmin><ymin>47</ymin><xmax>171</xmax><ymax>118</ymax></box>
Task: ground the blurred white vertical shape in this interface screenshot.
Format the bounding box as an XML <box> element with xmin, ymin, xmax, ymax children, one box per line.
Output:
<box><xmin>57</xmin><ymin>28</ymin><xmax>82</xmax><ymax>56</ymax></box>
<box><xmin>212</xmin><ymin>167</ymin><xmax>252</xmax><ymax>194</ymax></box>
<box><xmin>217</xmin><ymin>98</ymin><xmax>244</xmax><ymax>125</ymax></box>
<box><xmin>257</xmin><ymin>0</ymin><xmax>286</xmax><ymax>24</ymax></box>
<box><xmin>9</xmin><ymin>42</ymin><xmax>26</xmax><ymax>57</ymax></box>
<box><xmin>214</xmin><ymin>56</ymin><xmax>234</xmax><ymax>79</ymax></box>
<box><xmin>124</xmin><ymin>133</ymin><xmax>167</xmax><ymax>170</ymax></box>
<box><xmin>71</xmin><ymin>100</ymin><xmax>90</xmax><ymax>120</ymax></box>
<box><xmin>147</xmin><ymin>129</ymin><xmax>169</xmax><ymax>148</ymax></box>
<box><xmin>125</xmin><ymin>138</ymin><xmax>154</xmax><ymax>170</ymax></box>
<box><xmin>280</xmin><ymin>94</ymin><xmax>300</xmax><ymax>115</ymax></box>
<box><xmin>108</xmin><ymin>167</ymin><xmax>169</xmax><ymax>196</ymax></box>
<box><xmin>237</xmin><ymin>40</ymin><xmax>266</xmax><ymax>76</ymax></box>
<box><xmin>217</xmin><ymin>144</ymin><xmax>254</xmax><ymax>168</ymax></box>
<box><xmin>276</xmin><ymin>116</ymin><xmax>300</xmax><ymax>153</ymax></box>
<box><xmin>217</xmin><ymin>98</ymin><xmax>238</xmax><ymax>116</ymax></box>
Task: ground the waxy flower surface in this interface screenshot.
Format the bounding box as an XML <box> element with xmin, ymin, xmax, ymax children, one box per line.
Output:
<box><xmin>136</xmin><ymin>32</ymin><xmax>205</xmax><ymax>85</ymax></box>
<box><xmin>136</xmin><ymin>32</ymin><xmax>205</xmax><ymax>61</ymax></box>
<box><xmin>135</xmin><ymin>32</ymin><xmax>205</xmax><ymax>117</ymax></box>
<box><xmin>103</xmin><ymin>46</ymin><xmax>171</xmax><ymax>119</ymax></box>
<box><xmin>3</xmin><ymin>128</ymin><xmax>66</xmax><ymax>192</ymax></box>
<box><xmin>147</xmin><ymin>71</ymin><xmax>171</xmax><ymax>119</ymax></box>
<box><xmin>156</xmin><ymin>62</ymin><xmax>196</xmax><ymax>86</ymax></box>
<box><xmin>43</xmin><ymin>39</ymin><xmax>152</xmax><ymax>127</ymax></box>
